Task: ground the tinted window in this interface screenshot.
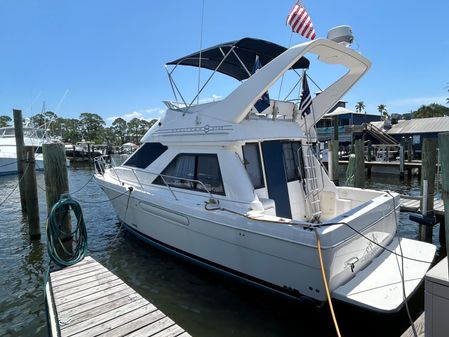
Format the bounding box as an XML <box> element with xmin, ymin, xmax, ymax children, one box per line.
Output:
<box><xmin>154</xmin><ymin>154</ymin><xmax>225</xmax><ymax>195</ymax></box>
<box><xmin>242</xmin><ymin>143</ymin><xmax>264</xmax><ymax>189</ymax></box>
<box><xmin>282</xmin><ymin>141</ymin><xmax>301</xmax><ymax>182</ymax></box>
<box><xmin>123</xmin><ymin>142</ymin><xmax>167</xmax><ymax>169</ymax></box>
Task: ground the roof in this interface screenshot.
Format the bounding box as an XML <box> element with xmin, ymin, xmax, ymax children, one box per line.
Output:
<box><xmin>323</xmin><ymin>107</ymin><xmax>379</xmax><ymax>118</ymax></box>
<box><xmin>166</xmin><ymin>37</ymin><xmax>310</xmax><ymax>81</ymax></box>
<box><xmin>371</xmin><ymin>116</ymin><xmax>449</xmax><ymax>134</ymax></box>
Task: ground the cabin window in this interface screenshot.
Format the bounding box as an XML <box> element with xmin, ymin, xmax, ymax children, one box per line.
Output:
<box><xmin>242</xmin><ymin>143</ymin><xmax>264</xmax><ymax>189</ymax></box>
<box><xmin>154</xmin><ymin>154</ymin><xmax>225</xmax><ymax>195</ymax></box>
<box><xmin>282</xmin><ymin>141</ymin><xmax>301</xmax><ymax>182</ymax></box>
<box><xmin>123</xmin><ymin>142</ymin><xmax>168</xmax><ymax>169</ymax></box>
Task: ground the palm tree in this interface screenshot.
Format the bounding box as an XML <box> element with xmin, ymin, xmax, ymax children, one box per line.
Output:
<box><xmin>377</xmin><ymin>104</ymin><xmax>388</xmax><ymax>120</ymax></box>
<box><xmin>355</xmin><ymin>101</ymin><xmax>365</xmax><ymax>113</ymax></box>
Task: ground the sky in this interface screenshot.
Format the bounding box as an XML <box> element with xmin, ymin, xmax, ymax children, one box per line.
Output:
<box><xmin>1</xmin><ymin>0</ymin><xmax>448</xmax><ymax>124</ymax></box>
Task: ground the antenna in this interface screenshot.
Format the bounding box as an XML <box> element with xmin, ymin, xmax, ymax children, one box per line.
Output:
<box><xmin>196</xmin><ymin>0</ymin><xmax>205</xmax><ymax>105</ymax></box>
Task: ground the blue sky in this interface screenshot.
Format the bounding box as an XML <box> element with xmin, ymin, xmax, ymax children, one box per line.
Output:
<box><xmin>1</xmin><ymin>0</ymin><xmax>448</xmax><ymax>124</ymax></box>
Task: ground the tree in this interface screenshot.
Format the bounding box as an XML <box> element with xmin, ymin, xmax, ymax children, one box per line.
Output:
<box><xmin>60</xmin><ymin>118</ymin><xmax>82</xmax><ymax>143</ymax></box>
<box><xmin>355</xmin><ymin>101</ymin><xmax>365</xmax><ymax>113</ymax></box>
<box><xmin>112</xmin><ymin>117</ymin><xmax>127</xmax><ymax>145</ymax></box>
<box><xmin>377</xmin><ymin>104</ymin><xmax>388</xmax><ymax>119</ymax></box>
<box><xmin>103</xmin><ymin>126</ymin><xmax>118</xmax><ymax>146</ymax></box>
<box><xmin>127</xmin><ymin>118</ymin><xmax>141</xmax><ymax>144</ymax></box>
<box><xmin>0</xmin><ymin>115</ymin><xmax>12</xmax><ymax>127</ymax></box>
<box><xmin>79</xmin><ymin>112</ymin><xmax>105</xmax><ymax>143</ymax></box>
<box><xmin>29</xmin><ymin>111</ymin><xmax>58</xmax><ymax>128</ymax></box>
<box><xmin>412</xmin><ymin>103</ymin><xmax>449</xmax><ymax>119</ymax></box>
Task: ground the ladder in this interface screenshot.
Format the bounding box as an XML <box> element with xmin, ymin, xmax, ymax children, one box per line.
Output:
<box><xmin>302</xmin><ymin>143</ymin><xmax>322</xmax><ymax>222</ymax></box>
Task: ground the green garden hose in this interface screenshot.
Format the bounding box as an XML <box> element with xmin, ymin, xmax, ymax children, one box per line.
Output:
<box><xmin>46</xmin><ymin>194</ymin><xmax>88</xmax><ymax>267</ymax></box>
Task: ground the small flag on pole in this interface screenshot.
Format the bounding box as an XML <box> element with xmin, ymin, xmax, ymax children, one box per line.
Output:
<box><xmin>287</xmin><ymin>1</ymin><xmax>316</xmax><ymax>40</ymax></box>
<box><xmin>299</xmin><ymin>74</ymin><xmax>312</xmax><ymax>117</ymax></box>
<box><xmin>252</xmin><ymin>55</ymin><xmax>270</xmax><ymax>113</ymax></box>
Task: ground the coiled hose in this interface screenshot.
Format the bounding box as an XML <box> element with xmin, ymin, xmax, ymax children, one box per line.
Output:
<box><xmin>46</xmin><ymin>195</ymin><xmax>88</xmax><ymax>267</ymax></box>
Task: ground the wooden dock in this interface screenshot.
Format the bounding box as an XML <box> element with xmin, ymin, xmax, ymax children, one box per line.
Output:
<box><xmin>400</xmin><ymin>312</ymin><xmax>425</xmax><ymax>337</ymax></box>
<box><xmin>45</xmin><ymin>256</ymin><xmax>191</xmax><ymax>337</ymax></box>
<box><xmin>400</xmin><ymin>197</ymin><xmax>445</xmax><ymax>216</ymax></box>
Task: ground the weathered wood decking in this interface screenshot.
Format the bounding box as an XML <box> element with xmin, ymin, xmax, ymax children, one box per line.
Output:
<box><xmin>45</xmin><ymin>256</ymin><xmax>191</xmax><ymax>337</ymax></box>
<box><xmin>400</xmin><ymin>197</ymin><xmax>445</xmax><ymax>216</ymax></box>
<box><xmin>400</xmin><ymin>312</ymin><xmax>425</xmax><ymax>337</ymax></box>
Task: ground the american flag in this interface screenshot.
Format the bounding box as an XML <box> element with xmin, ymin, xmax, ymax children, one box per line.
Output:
<box><xmin>287</xmin><ymin>1</ymin><xmax>316</xmax><ymax>40</ymax></box>
<box><xmin>299</xmin><ymin>74</ymin><xmax>312</xmax><ymax>117</ymax></box>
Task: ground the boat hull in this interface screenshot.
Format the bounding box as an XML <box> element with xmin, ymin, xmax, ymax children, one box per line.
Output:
<box><xmin>97</xmin><ymin>178</ymin><xmax>415</xmax><ymax>307</ymax></box>
<box><xmin>0</xmin><ymin>155</ymin><xmax>44</xmax><ymax>176</ymax></box>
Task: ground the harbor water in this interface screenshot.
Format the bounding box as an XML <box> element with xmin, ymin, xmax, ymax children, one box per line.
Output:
<box><xmin>0</xmin><ymin>160</ymin><xmax>442</xmax><ymax>337</ymax></box>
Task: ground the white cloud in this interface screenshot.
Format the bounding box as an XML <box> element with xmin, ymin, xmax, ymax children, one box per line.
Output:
<box><xmin>106</xmin><ymin>107</ymin><xmax>165</xmax><ymax>123</ymax></box>
<box><xmin>198</xmin><ymin>94</ymin><xmax>223</xmax><ymax>104</ymax></box>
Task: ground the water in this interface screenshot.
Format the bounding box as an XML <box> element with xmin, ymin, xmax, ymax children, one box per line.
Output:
<box><xmin>0</xmin><ymin>164</ymin><xmax>440</xmax><ymax>337</ymax></box>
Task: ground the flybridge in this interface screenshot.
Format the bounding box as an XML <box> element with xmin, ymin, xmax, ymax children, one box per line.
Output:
<box><xmin>163</xmin><ymin>36</ymin><xmax>371</xmax><ymax>134</ymax></box>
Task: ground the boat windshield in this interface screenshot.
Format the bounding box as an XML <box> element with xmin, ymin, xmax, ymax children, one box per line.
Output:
<box><xmin>0</xmin><ymin>127</ymin><xmax>45</xmax><ymax>138</ymax></box>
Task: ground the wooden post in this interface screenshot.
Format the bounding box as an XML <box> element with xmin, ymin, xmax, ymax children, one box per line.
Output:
<box><xmin>329</xmin><ymin>140</ymin><xmax>339</xmax><ymax>186</ymax></box>
<box><xmin>43</xmin><ymin>143</ymin><xmax>72</xmax><ymax>249</ymax></box>
<box><xmin>366</xmin><ymin>140</ymin><xmax>372</xmax><ymax>177</ymax></box>
<box><xmin>407</xmin><ymin>137</ymin><xmax>413</xmax><ymax>177</ymax></box>
<box><xmin>399</xmin><ymin>138</ymin><xmax>405</xmax><ymax>179</ymax></box>
<box><xmin>333</xmin><ymin>117</ymin><xmax>339</xmax><ymax>141</ymax></box>
<box><xmin>354</xmin><ymin>139</ymin><xmax>365</xmax><ymax>188</ymax></box>
<box><xmin>13</xmin><ymin>109</ymin><xmax>27</xmax><ymax>211</ymax></box>
<box><xmin>23</xmin><ymin>146</ymin><xmax>40</xmax><ymax>239</ymax></box>
<box><xmin>438</xmin><ymin>132</ymin><xmax>449</xmax><ymax>263</ymax></box>
<box><xmin>345</xmin><ymin>154</ymin><xmax>356</xmax><ymax>187</ymax></box>
<box><xmin>419</xmin><ymin>138</ymin><xmax>437</xmax><ymax>242</ymax></box>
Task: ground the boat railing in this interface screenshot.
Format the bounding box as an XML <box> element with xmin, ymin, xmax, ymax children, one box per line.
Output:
<box><xmin>94</xmin><ymin>155</ymin><xmax>218</xmax><ymax>203</ymax></box>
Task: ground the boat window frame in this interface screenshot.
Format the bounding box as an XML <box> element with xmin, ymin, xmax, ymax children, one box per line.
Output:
<box><xmin>282</xmin><ymin>141</ymin><xmax>302</xmax><ymax>182</ymax></box>
<box><xmin>242</xmin><ymin>142</ymin><xmax>265</xmax><ymax>189</ymax></box>
<box><xmin>153</xmin><ymin>153</ymin><xmax>226</xmax><ymax>196</ymax></box>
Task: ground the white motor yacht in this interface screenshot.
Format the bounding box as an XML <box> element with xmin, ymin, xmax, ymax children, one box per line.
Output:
<box><xmin>0</xmin><ymin>127</ymin><xmax>46</xmax><ymax>175</ymax></box>
<box><xmin>95</xmin><ymin>32</ymin><xmax>436</xmax><ymax>312</ymax></box>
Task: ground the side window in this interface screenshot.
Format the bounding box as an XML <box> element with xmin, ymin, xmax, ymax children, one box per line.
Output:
<box><xmin>242</xmin><ymin>143</ymin><xmax>265</xmax><ymax>189</ymax></box>
<box><xmin>154</xmin><ymin>154</ymin><xmax>225</xmax><ymax>195</ymax></box>
<box><xmin>282</xmin><ymin>141</ymin><xmax>302</xmax><ymax>182</ymax></box>
<box><xmin>123</xmin><ymin>142</ymin><xmax>168</xmax><ymax>169</ymax></box>
<box><xmin>196</xmin><ymin>155</ymin><xmax>225</xmax><ymax>194</ymax></box>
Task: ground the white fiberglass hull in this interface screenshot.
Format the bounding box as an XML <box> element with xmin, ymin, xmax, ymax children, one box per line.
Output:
<box><xmin>0</xmin><ymin>154</ymin><xmax>44</xmax><ymax>176</ymax></box>
<box><xmin>96</xmin><ymin>176</ymin><xmax>435</xmax><ymax>312</ymax></box>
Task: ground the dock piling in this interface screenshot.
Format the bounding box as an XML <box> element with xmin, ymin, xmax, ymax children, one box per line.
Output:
<box><xmin>23</xmin><ymin>146</ymin><xmax>40</xmax><ymax>239</ymax></box>
<box><xmin>13</xmin><ymin>109</ymin><xmax>27</xmax><ymax>211</ymax></box>
<box><xmin>329</xmin><ymin>140</ymin><xmax>339</xmax><ymax>185</ymax></box>
<box><xmin>43</xmin><ymin>143</ymin><xmax>72</xmax><ymax>250</ymax></box>
<box><xmin>354</xmin><ymin>139</ymin><xmax>365</xmax><ymax>188</ymax></box>
<box><xmin>419</xmin><ymin>138</ymin><xmax>437</xmax><ymax>243</ymax></box>
<box><xmin>399</xmin><ymin>138</ymin><xmax>405</xmax><ymax>179</ymax></box>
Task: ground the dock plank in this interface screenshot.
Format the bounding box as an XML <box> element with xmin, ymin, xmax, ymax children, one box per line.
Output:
<box><xmin>401</xmin><ymin>312</ymin><xmax>425</xmax><ymax>337</ymax></box>
<box><xmin>400</xmin><ymin>197</ymin><xmax>445</xmax><ymax>215</ymax></box>
<box><xmin>125</xmin><ymin>316</ymin><xmax>176</xmax><ymax>337</ymax></box>
<box><xmin>46</xmin><ymin>256</ymin><xmax>191</xmax><ymax>337</ymax></box>
<box><xmin>94</xmin><ymin>310</ymin><xmax>166</xmax><ymax>337</ymax></box>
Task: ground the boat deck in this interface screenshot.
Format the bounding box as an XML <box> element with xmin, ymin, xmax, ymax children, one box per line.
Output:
<box><xmin>45</xmin><ymin>256</ymin><xmax>191</xmax><ymax>337</ymax></box>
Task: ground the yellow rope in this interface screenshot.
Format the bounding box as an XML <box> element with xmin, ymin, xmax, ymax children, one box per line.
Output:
<box><xmin>315</xmin><ymin>230</ymin><xmax>342</xmax><ymax>337</ymax></box>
